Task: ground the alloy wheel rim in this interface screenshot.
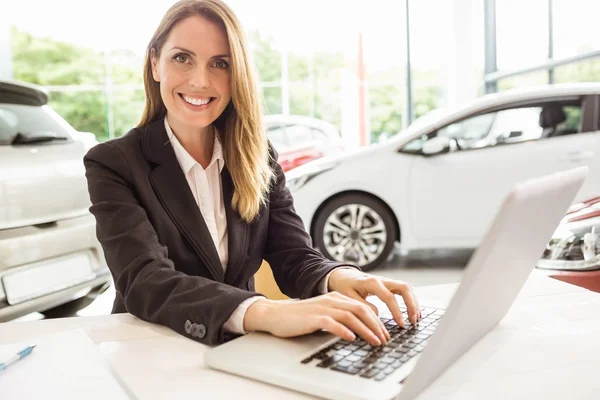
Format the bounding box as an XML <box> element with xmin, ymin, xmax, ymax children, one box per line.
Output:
<box><xmin>322</xmin><ymin>204</ymin><xmax>388</xmax><ymax>267</ymax></box>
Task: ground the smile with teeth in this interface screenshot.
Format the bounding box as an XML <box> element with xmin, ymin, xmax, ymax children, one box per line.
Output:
<box><xmin>180</xmin><ymin>94</ymin><xmax>215</xmax><ymax>106</ymax></box>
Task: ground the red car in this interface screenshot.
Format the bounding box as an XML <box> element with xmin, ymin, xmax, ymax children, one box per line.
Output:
<box><xmin>278</xmin><ymin>145</ymin><xmax>324</xmax><ymax>172</ymax></box>
<box><xmin>537</xmin><ymin>196</ymin><xmax>600</xmax><ymax>292</ymax></box>
<box><xmin>264</xmin><ymin>115</ymin><xmax>344</xmax><ymax>172</ymax></box>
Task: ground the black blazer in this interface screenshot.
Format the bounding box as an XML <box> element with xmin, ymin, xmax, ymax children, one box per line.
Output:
<box><xmin>83</xmin><ymin>118</ymin><xmax>356</xmax><ymax>345</ymax></box>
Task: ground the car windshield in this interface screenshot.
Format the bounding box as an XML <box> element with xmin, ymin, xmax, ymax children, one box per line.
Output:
<box><xmin>409</xmin><ymin>108</ymin><xmax>449</xmax><ymax>131</ymax></box>
<box><xmin>0</xmin><ymin>104</ymin><xmax>74</xmax><ymax>145</ymax></box>
<box><xmin>265</xmin><ymin>123</ymin><xmax>294</xmax><ymax>153</ymax></box>
<box><xmin>387</xmin><ymin>108</ymin><xmax>449</xmax><ymax>143</ymax></box>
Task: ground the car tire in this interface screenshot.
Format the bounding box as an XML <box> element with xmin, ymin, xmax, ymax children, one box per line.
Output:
<box><xmin>313</xmin><ymin>194</ymin><xmax>398</xmax><ymax>272</ymax></box>
<box><xmin>41</xmin><ymin>281</ymin><xmax>111</xmax><ymax>319</ymax></box>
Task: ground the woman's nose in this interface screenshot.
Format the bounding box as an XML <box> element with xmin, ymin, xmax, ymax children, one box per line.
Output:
<box><xmin>189</xmin><ymin>66</ymin><xmax>211</xmax><ymax>89</ymax></box>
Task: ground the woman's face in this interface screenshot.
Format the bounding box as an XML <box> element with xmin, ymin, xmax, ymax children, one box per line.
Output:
<box><xmin>151</xmin><ymin>15</ymin><xmax>232</xmax><ymax>131</ymax></box>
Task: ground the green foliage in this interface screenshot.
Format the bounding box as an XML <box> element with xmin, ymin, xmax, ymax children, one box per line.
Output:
<box><xmin>12</xmin><ymin>25</ymin><xmax>600</xmax><ymax>146</ymax></box>
<box><xmin>11</xmin><ymin>27</ymin><xmax>145</xmax><ymax>140</ymax></box>
<box><xmin>10</xmin><ymin>25</ymin><xmax>405</xmax><ymax>143</ymax></box>
<box><xmin>248</xmin><ymin>31</ymin><xmax>281</xmax><ymax>82</ymax></box>
<box><xmin>369</xmin><ymin>85</ymin><xmax>404</xmax><ymax>143</ymax></box>
<box><xmin>48</xmin><ymin>91</ymin><xmax>108</xmax><ymax>138</ymax></box>
<box><xmin>554</xmin><ymin>59</ymin><xmax>600</xmax><ymax>83</ymax></box>
<box><xmin>11</xmin><ymin>27</ymin><xmax>105</xmax><ymax>85</ymax></box>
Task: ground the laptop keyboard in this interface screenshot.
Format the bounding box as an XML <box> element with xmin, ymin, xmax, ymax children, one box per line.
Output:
<box><xmin>301</xmin><ymin>306</ymin><xmax>444</xmax><ymax>381</ymax></box>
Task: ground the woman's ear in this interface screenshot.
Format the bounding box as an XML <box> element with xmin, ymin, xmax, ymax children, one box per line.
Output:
<box><xmin>150</xmin><ymin>48</ymin><xmax>160</xmax><ymax>82</ymax></box>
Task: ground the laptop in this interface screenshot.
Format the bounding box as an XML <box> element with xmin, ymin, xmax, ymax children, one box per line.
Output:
<box><xmin>205</xmin><ymin>166</ymin><xmax>588</xmax><ymax>400</ymax></box>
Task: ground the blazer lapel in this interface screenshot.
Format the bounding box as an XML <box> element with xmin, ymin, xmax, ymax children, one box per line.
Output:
<box><xmin>222</xmin><ymin>168</ymin><xmax>249</xmax><ymax>285</ymax></box>
<box><xmin>142</xmin><ymin>119</ymin><xmax>225</xmax><ymax>282</ymax></box>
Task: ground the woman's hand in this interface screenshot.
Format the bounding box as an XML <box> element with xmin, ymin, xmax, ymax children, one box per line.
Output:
<box><xmin>244</xmin><ymin>292</ymin><xmax>391</xmax><ymax>346</ymax></box>
<box><xmin>327</xmin><ymin>268</ymin><xmax>421</xmax><ymax>328</ymax></box>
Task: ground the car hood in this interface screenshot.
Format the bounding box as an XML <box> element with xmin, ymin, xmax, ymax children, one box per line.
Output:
<box><xmin>285</xmin><ymin>141</ymin><xmax>389</xmax><ymax>179</ymax></box>
<box><xmin>0</xmin><ymin>141</ymin><xmax>91</xmax><ymax>230</ymax></box>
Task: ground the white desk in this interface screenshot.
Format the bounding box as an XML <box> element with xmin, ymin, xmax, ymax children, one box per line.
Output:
<box><xmin>1</xmin><ymin>270</ymin><xmax>599</xmax><ymax>400</ymax></box>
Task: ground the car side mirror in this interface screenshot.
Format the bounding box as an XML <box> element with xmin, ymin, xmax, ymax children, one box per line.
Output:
<box><xmin>421</xmin><ymin>136</ymin><xmax>451</xmax><ymax>156</ymax></box>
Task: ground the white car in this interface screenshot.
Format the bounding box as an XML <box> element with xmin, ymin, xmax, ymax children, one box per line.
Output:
<box><xmin>286</xmin><ymin>83</ymin><xmax>600</xmax><ymax>271</ymax></box>
<box><xmin>0</xmin><ymin>80</ymin><xmax>110</xmax><ymax>321</ymax></box>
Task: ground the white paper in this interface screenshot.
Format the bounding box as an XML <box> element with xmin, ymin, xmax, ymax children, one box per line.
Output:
<box><xmin>0</xmin><ymin>329</ymin><xmax>135</xmax><ymax>399</ymax></box>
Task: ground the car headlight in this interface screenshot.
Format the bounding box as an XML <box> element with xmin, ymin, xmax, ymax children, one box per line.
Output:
<box><xmin>285</xmin><ymin>162</ymin><xmax>338</xmax><ymax>192</ymax></box>
<box><xmin>537</xmin><ymin>219</ymin><xmax>600</xmax><ymax>271</ymax></box>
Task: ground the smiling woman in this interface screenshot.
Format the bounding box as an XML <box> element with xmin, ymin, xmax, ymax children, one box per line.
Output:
<box><xmin>82</xmin><ymin>0</ymin><xmax>421</xmax><ymax>348</ymax></box>
<box><xmin>138</xmin><ymin>1</ymin><xmax>272</xmax><ymax>215</ymax></box>
<box><xmin>149</xmin><ymin>17</ymin><xmax>232</xmax><ymax>149</ymax></box>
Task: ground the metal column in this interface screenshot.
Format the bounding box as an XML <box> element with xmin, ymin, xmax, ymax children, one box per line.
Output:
<box><xmin>548</xmin><ymin>0</ymin><xmax>555</xmax><ymax>83</ymax></box>
<box><xmin>484</xmin><ymin>0</ymin><xmax>498</xmax><ymax>93</ymax></box>
<box><xmin>405</xmin><ymin>0</ymin><xmax>414</xmax><ymax>125</ymax></box>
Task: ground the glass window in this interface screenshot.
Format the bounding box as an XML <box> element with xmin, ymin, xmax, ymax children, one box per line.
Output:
<box><xmin>0</xmin><ymin>104</ymin><xmax>74</xmax><ymax>145</ymax></box>
<box><xmin>369</xmin><ymin>84</ymin><xmax>405</xmax><ymax>144</ymax></box>
<box><xmin>497</xmin><ymin>71</ymin><xmax>549</xmax><ymax>91</ymax></box>
<box><xmin>552</xmin><ymin>0</ymin><xmax>600</xmax><ymax>60</ymax></box>
<box><xmin>112</xmin><ymin>89</ymin><xmax>146</xmax><ymax>139</ymax></box>
<box><xmin>289</xmin><ymin>82</ymin><xmax>311</xmax><ymax>116</ymax></box>
<box><xmin>262</xmin><ymin>87</ymin><xmax>283</xmax><ymax>115</ymax></box>
<box><xmin>562</xmin><ymin>106</ymin><xmax>583</xmax><ymax>133</ymax></box>
<box><xmin>401</xmin><ymin>113</ymin><xmax>496</xmax><ymax>153</ymax></box>
<box><xmin>401</xmin><ymin>103</ymin><xmax>583</xmax><ymax>154</ymax></box>
<box><xmin>487</xmin><ymin>107</ymin><xmax>543</xmax><ymax>144</ymax></box>
<box><xmin>438</xmin><ymin>113</ymin><xmax>496</xmax><ymax>143</ymax></box>
<box><xmin>408</xmin><ymin>0</ymin><xmax>485</xmax><ymax>122</ymax></box>
<box><xmin>554</xmin><ymin>59</ymin><xmax>600</xmax><ymax>84</ymax></box>
<box><xmin>48</xmin><ymin>91</ymin><xmax>108</xmax><ymax>141</ymax></box>
<box><xmin>496</xmin><ymin>0</ymin><xmax>549</xmax><ymax>71</ymax></box>
<box><xmin>492</xmin><ymin>104</ymin><xmax>582</xmax><ymax>143</ymax></box>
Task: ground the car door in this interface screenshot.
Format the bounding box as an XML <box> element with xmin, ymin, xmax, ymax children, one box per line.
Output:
<box><xmin>405</xmin><ymin>96</ymin><xmax>599</xmax><ymax>248</ymax></box>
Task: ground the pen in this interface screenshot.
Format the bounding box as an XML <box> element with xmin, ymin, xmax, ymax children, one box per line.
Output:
<box><xmin>0</xmin><ymin>344</ymin><xmax>36</xmax><ymax>372</ymax></box>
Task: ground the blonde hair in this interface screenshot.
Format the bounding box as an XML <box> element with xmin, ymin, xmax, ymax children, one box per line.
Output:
<box><xmin>139</xmin><ymin>0</ymin><xmax>274</xmax><ymax>223</ymax></box>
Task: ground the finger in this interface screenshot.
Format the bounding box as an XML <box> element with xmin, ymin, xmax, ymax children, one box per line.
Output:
<box><xmin>330</xmin><ymin>309</ymin><xmax>383</xmax><ymax>346</ymax></box>
<box><xmin>385</xmin><ymin>280</ymin><xmax>420</xmax><ymax>325</ymax></box>
<box><xmin>328</xmin><ymin>294</ymin><xmax>387</xmax><ymax>344</ymax></box>
<box><xmin>316</xmin><ymin>316</ymin><xmax>356</xmax><ymax>342</ymax></box>
<box><xmin>326</xmin><ymin>291</ymin><xmax>387</xmax><ymax>342</ymax></box>
<box><xmin>365</xmin><ymin>278</ymin><xmax>406</xmax><ymax>328</ymax></box>
<box><xmin>344</xmin><ymin>291</ymin><xmax>390</xmax><ymax>342</ymax></box>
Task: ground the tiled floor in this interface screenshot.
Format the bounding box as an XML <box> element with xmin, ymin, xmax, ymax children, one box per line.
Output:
<box><xmin>372</xmin><ymin>248</ymin><xmax>469</xmax><ymax>287</ymax></box>
<box><xmin>13</xmin><ymin>248</ymin><xmax>469</xmax><ymax>322</ymax></box>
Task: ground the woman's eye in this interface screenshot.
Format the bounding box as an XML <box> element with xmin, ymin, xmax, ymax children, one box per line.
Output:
<box><xmin>214</xmin><ymin>60</ymin><xmax>229</xmax><ymax>69</ymax></box>
<box><xmin>175</xmin><ymin>54</ymin><xmax>189</xmax><ymax>63</ymax></box>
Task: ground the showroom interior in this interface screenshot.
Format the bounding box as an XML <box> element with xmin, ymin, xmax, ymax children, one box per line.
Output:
<box><xmin>1</xmin><ymin>0</ymin><xmax>599</xmax><ymax>399</ymax></box>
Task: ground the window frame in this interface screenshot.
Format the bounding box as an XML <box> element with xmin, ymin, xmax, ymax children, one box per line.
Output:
<box><xmin>398</xmin><ymin>95</ymin><xmax>596</xmax><ymax>157</ymax></box>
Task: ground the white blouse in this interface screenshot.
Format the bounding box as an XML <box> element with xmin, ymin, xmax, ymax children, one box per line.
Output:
<box><xmin>165</xmin><ymin>117</ymin><xmax>342</xmax><ymax>335</ymax></box>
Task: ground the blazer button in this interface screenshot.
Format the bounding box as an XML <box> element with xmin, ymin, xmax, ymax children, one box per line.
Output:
<box><xmin>185</xmin><ymin>320</ymin><xmax>192</xmax><ymax>334</ymax></box>
<box><xmin>197</xmin><ymin>324</ymin><xmax>207</xmax><ymax>339</ymax></box>
<box><xmin>190</xmin><ymin>323</ymin><xmax>200</xmax><ymax>337</ymax></box>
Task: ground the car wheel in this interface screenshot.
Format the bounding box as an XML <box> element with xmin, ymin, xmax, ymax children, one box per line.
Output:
<box><xmin>313</xmin><ymin>194</ymin><xmax>398</xmax><ymax>272</ymax></box>
<box><xmin>41</xmin><ymin>281</ymin><xmax>111</xmax><ymax>319</ymax></box>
